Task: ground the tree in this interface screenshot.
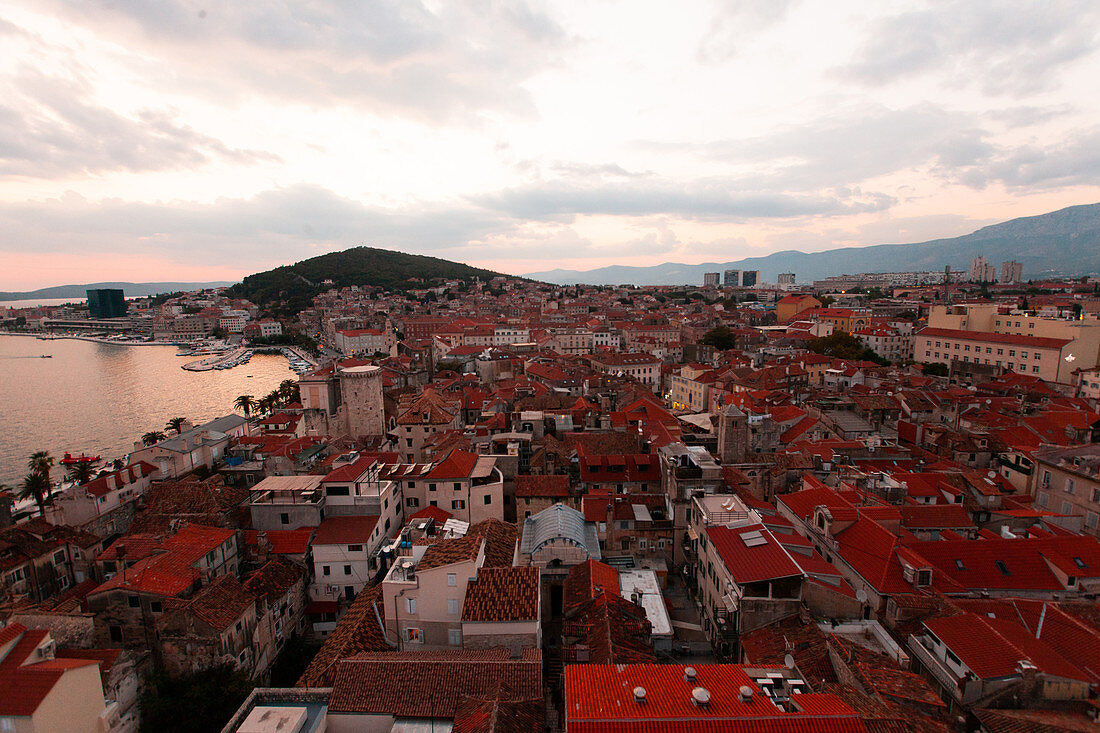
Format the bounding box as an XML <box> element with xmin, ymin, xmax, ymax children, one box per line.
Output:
<box><xmin>66</xmin><ymin>459</ymin><xmax>100</xmax><ymax>486</ymax></box>
<box><xmin>922</xmin><ymin>362</ymin><xmax>949</xmax><ymax>377</ymax></box>
<box><xmin>702</xmin><ymin>325</ymin><xmax>735</xmax><ymax>351</ymax></box>
<box><xmin>27</xmin><ymin>451</ymin><xmax>54</xmax><ymax>500</ymax></box>
<box><xmin>233</xmin><ymin>394</ymin><xmax>256</xmax><ymax>417</ymax></box>
<box><xmin>165</xmin><ymin>416</ymin><xmax>188</xmax><ymax>434</ymax></box>
<box><xmin>806</xmin><ymin>331</ymin><xmax>886</xmax><ymax>363</ymax></box>
<box><xmin>277</xmin><ymin>379</ymin><xmax>300</xmax><ymax>404</ymax></box>
<box><xmin>142</xmin><ymin>431</ymin><xmax>166</xmax><ymax>446</ymax></box>
<box><xmin>139</xmin><ymin>665</ymin><xmax>254</xmax><ymax>733</ymax></box>
<box><xmin>19</xmin><ymin>471</ymin><xmax>50</xmax><ymax>516</ymax></box>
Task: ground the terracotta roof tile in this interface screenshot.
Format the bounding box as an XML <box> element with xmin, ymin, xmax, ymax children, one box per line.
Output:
<box><xmin>462</xmin><ymin>567</ymin><xmax>539</xmax><ymax>622</ymax></box>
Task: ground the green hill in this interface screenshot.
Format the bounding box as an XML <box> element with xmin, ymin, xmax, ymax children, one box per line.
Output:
<box><xmin>228</xmin><ymin>246</ymin><xmax>504</xmax><ymax>316</ymax></box>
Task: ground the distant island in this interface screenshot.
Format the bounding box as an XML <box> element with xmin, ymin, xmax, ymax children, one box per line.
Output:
<box><xmin>0</xmin><ymin>281</ymin><xmax>238</xmax><ymax>302</ymax></box>
<box><xmin>526</xmin><ymin>202</ymin><xmax>1100</xmax><ymax>285</ymax></box>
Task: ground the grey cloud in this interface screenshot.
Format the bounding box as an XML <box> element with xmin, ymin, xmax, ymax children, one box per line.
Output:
<box><xmin>0</xmin><ymin>67</ymin><xmax>278</xmax><ymax>178</ymax></box>
<box><xmin>839</xmin><ymin>1</ymin><xmax>1100</xmax><ymax>96</ymax></box>
<box><xmin>471</xmin><ymin>177</ymin><xmax>893</xmax><ymax>221</ymax></box>
<box><xmin>0</xmin><ymin>185</ymin><xmax>517</xmax><ymax>270</ymax></box>
<box><xmin>964</xmin><ymin>126</ymin><xmax>1100</xmax><ymax>190</ymax></box>
<box><xmin>697</xmin><ymin>0</ymin><xmax>799</xmax><ymax>64</ymax></box>
<box><xmin>39</xmin><ymin>0</ymin><xmax>571</xmax><ymax>121</ymax></box>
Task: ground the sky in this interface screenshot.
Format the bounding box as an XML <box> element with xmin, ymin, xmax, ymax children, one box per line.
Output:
<box><xmin>2</xmin><ymin>0</ymin><xmax>1100</xmax><ymax>289</ymax></box>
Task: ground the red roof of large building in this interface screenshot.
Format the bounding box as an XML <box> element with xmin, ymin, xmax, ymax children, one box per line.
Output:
<box><xmin>564</xmin><ymin>663</ymin><xmax>863</xmax><ymax>732</ymax></box>
<box><xmin>916</xmin><ymin>327</ymin><xmax>1070</xmax><ymax>350</ymax></box>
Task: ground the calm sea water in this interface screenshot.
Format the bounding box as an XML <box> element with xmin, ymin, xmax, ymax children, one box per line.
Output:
<box><xmin>2</xmin><ymin>297</ymin><xmax>87</xmax><ymax>308</ymax></box>
<box><xmin>0</xmin><ymin>335</ymin><xmax>294</xmax><ymax>487</ymax></box>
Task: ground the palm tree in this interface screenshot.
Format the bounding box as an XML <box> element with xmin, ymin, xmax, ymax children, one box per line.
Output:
<box><xmin>264</xmin><ymin>389</ymin><xmax>283</xmax><ymax>411</ymax></box>
<box><xmin>28</xmin><ymin>450</ymin><xmax>54</xmax><ymax>500</ymax></box>
<box><xmin>165</xmin><ymin>416</ymin><xmax>188</xmax><ymax>434</ymax></box>
<box><xmin>278</xmin><ymin>379</ymin><xmax>300</xmax><ymax>404</ymax></box>
<box><xmin>19</xmin><ymin>471</ymin><xmax>50</xmax><ymax>516</ymax></box>
<box><xmin>111</xmin><ymin>458</ymin><xmax>125</xmax><ymax>471</ymax></box>
<box><xmin>66</xmin><ymin>459</ymin><xmax>100</xmax><ymax>486</ymax></box>
<box><xmin>234</xmin><ymin>394</ymin><xmax>256</xmax><ymax>417</ymax></box>
<box><xmin>256</xmin><ymin>395</ymin><xmax>275</xmax><ymax>416</ymax></box>
<box><xmin>142</xmin><ymin>430</ymin><xmax>166</xmax><ymax>446</ymax></box>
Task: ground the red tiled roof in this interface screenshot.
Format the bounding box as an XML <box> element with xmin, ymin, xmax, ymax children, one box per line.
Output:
<box><xmin>312</xmin><ymin>516</ymin><xmax>380</xmax><ymax>546</ymax></box>
<box><xmin>409</xmin><ymin>505</ymin><xmax>454</xmax><ymax>523</ymax></box>
<box><xmin>329</xmin><ymin>650</ymin><xmax>542</xmax><ymax>717</ymax></box>
<box><xmin>916</xmin><ymin>327</ymin><xmax>1070</xmax><ymax>350</ymax></box>
<box><xmin>564</xmin><ymin>559</ymin><xmax>620</xmax><ymax>610</ymax></box>
<box><xmin>565</xmin><ymin>663</ymin><xmax>862</xmax><ymax>730</ymax></box>
<box><xmin>90</xmin><ymin>524</ymin><xmax>236</xmax><ymax>598</ymax></box>
<box><xmin>462</xmin><ymin>566</ymin><xmax>540</xmax><ymax>622</ymax></box>
<box><xmin>706</xmin><ymin>524</ymin><xmax>803</xmax><ymax>585</ymax></box>
<box><xmin>515</xmin><ymin>474</ymin><xmax>570</xmax><ymax>498</ymax></box>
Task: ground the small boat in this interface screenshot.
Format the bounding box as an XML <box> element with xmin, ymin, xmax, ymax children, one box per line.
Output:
<box><xmin>40</xmin><ymin>354</ymin><xmax>52</xmax><ymax>358</ymax></box>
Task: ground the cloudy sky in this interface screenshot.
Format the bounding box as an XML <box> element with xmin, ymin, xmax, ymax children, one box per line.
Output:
<box><xmin>2</xmin><ymin>0</ymin><xmax>1100</xmax><ymax>289</ymax></box>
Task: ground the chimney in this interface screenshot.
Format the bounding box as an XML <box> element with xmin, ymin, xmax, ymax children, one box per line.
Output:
<box><xmin>633</xmin><ymin>687</ymin><xmax>647</xmax><ymax>704</ymax></box>
<box><xmin>684</xmin><ymin>667</ymin><xmax>697</xmax><ymax>683</ymax></box>
<box><xmin>692</xmin><ymin>687</ymin><xmax>711</xmax><ymax>707</ymax></box>
<box><xmin>738</xmin><ymin>685</ymin><xmax>753</xmax><ymax>703</ymax></box>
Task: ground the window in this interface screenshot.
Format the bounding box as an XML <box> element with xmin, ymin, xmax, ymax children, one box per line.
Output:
<box><xmin>453</xmin><ymin>482</ymin><xmax>462</xmax><ymax>491</ymax></box>
<box><xmin>348</xmin><ymin>544</ymin><xmax>362</xmax><ymax>552</ymax></box>
<box><xmin>343</xmin><ymin>565</ymin><xmax>352</xmax><ymax>575</ymax></box>
<box><xmin>429</xmin><ymin>483</ymin><xmax>437</xmax><ymax>491</ymax></box>
<box><xmin>1086</xmin><ymin>512</ymin><xmax>1098</xmax><ymax>529</ymax></box>
<box><xmin>128</xmin><ymin>595</ymin><xmax>140</xmax><ymax>608</ymax></box>
<box><xmin>151</xmin><ymin>601</ymin><xmax>162</xmax><ymax>613</ymax></box>
<box><xmin>1091</xmin><ymin>489</ymin><xmax>1100</xmax><ymax>503</ymax></box>
<box><xmin>406</xmin><ymin>497</ymin><xmax>420</xmax><ymax>508</ymax></box>
<box><xmin>1037</xmin><ymin>492</ymin><xmax>1049</xmax><ymax>508</ymax></box>
<box><xmin>322</xmin><ymin>565</ymin><xmax>331</xmax><ymax>576</ymax></box>
<box><xmin>448</xmin><ymin>598</ymin><xmax>459</xmax><ymax>615</ymax></box>
<box><xmin>406</xmin><ymin>627</ymin><xmax>422</xmax><ymax>643</ymax></box>
<box><xmin>447</xmin><ymin>573</ymin><xmax>457</xmax><ymax>586</ymax></box>
<box><xmin>1066</xmin><ymin>478</ymin><xmax>1075</xmax><ymax>495</ymax></box>
<box><xmin>1061</xmin><ymin>501</ymin><xmax>1074</xmax><ymax>515</ymax></box>
<box><xmin>995</xmin><ymin>560</ymin><xmax>1011</xmax><ymax>575</ymax></box>
<box><xmin>483</xmin><ymin>494</ymin><xmax>492</xmax><ymax>505</ymax></box>
<box><xmin>1042</xmin><ymin>470</ymin><xmax>1051</xmax><ymax>486</ymax></box>
<box><xmin>448</xmin><ymin>628</ymin><xmax>462</xmax><ymax>646</ymax></box>
<box><xmin>53</xmin><ymin>549</ymin><xmax>66</xmax><ymax>565</ymax></box>
<box><xmin>954</xmin><ymin>559</ymin><xmax>966</xmax><ymax>570</ymax></box>
<box><xmin>280</xmin><ymin>513</ymin><xmax>289</xmax><ymax>525</ymax></box>
<box><xmin>452</xmin><ymin>500</ymin><xmax>466</xmax><ymax>510</ymax></box>
<box><xmin>326</xmin><ymin>486</ymin><xmax>350</xmax><ymax>496</ymax></box>
<box><xmin>109</xmin><ymin>625</ymin><xmax>123</xmax><ymax>643</ymax></box>
<box><xmin>406</xmin><ymin>598</ymin><xmax>417</xmax><ymax>614</ymax></box>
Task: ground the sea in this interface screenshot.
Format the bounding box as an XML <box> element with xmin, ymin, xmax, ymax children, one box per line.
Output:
<box><xmin>2</xmin><ymin>297</ymin><xmax>87</xmax><ymax>308</ymax></box>
<box><xmin>0</xmin><ymin>334</ymin><xmax>294</xmax><ymax>487</ymax></box>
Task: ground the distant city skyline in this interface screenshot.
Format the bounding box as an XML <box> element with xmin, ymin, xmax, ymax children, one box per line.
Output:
<box><xmin>2</xmin><ymin>1</ymin><xmax>1100</xmax><ymax>289</ymax></box>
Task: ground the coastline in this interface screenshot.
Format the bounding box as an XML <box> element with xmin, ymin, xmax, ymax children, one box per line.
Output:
<box><xmin>0</xmin><ymin>331</ymin><xmax>180</xmax><ymax>347</ymax></box>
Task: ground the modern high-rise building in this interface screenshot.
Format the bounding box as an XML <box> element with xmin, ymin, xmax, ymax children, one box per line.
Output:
<box><xmin>968</xmin><ymin>256</ymin><xmax>996</xmax><ymax>283</ymax></box>
<box><xmin>703</xmin><ymin>272</ymin><xmax>720</xmax><ymax>287</ymax></box>
<box><xmin>86</xmin><ymin>288</ymin><xmax>127</xmax><ymax>319</ymax></box>
<box><xmin>1001</xmin><ymin>260</ymin><xmax>1023</xmax><ymax>284</ymax></box>
<box><xmin>740</xmin><ymin>270</ymin><xmax>759</xmax><ymax>287</ymax></box>
<box><xmin>777</xmin><ymin>273</ymin><xmax>795</xmax><ymax>286</ymax></box>
<box><xmin>723</xmin><ymin>269</ymin><xmax>740</xmax><ymax>286</ymax></box>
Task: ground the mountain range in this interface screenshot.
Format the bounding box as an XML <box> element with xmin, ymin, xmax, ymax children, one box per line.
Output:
<box><xmin>524</xmin><ymin>203</ymin><xmax>1100</xmax><ymax>285</ymax></box>
<box><xmin>0</xmin><ymin>281</ymin><xmax>236</xmax><ymax>301</ymax></box>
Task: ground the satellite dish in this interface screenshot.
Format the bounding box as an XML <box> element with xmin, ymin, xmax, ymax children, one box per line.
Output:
<box><xmin>856</xmin><ymin>589</ymin><xmax>868</xmax><ymax>604</ymax></box>
<box><xmin>784</xmin><ymin>654</ymin><xmax>796</xmax><ymax>670</ymax></box>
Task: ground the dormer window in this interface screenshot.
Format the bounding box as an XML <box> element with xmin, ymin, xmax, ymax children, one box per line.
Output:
<box><xmin>916</xmin><ymin>569</ymin><xmax>932</xmax><ymax>587</ymax></box>
<box><xmin>954</xmin><ymin>559</ymin><xmax>966</xmax><ymax>571</ymax></box>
